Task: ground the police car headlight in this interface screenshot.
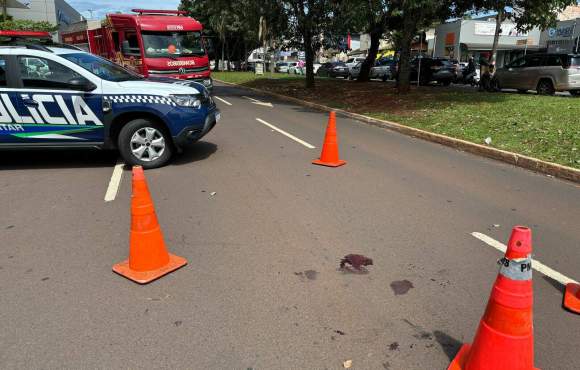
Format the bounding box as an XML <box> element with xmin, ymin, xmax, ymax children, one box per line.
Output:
<box><xmin>202</xmin><ymin>78</ymin><xmax>212</xmax><ymax>87</ymax></box>
<box><xmin>170</xmin><ymin>94</ymin><xmax>202</xmax><ymax>109</ymax></box>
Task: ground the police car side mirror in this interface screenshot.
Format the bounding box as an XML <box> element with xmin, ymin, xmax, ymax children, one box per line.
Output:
<box><xmin>68</xmin><ymin>77</ymin><xmax>96</xmax><ymax>92</ymax></box>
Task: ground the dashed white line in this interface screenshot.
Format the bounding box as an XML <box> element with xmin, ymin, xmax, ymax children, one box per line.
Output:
<box><xmin>214</xmin><ymin>96</ymin><xmax>232</xmax><ymax>106</ymax></box>
<box><xmin>255</xmin><ymin>118</ymin><xmax>316</xmax><ymax>149</ymax></box>
<box><xmin>471</xmin><ymin>232</ymin><xmax>579</xmax><ymax>285</ymax></box>
<box><xmin>104</xmin><ymin>160</ymin><xmax>125</xmax><ymax>202</ymax></box>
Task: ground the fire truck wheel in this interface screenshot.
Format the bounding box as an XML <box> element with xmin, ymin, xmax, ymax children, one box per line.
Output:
<box><xmin>118</xmin><ymin>119</ymin><xmax>173</xmax><ymax>169</ymax></box>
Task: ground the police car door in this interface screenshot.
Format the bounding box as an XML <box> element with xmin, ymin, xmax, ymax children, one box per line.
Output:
<box><xmin>14</xmin><ymin>55</ymin><xmax>104</xmax><ymax>143</ymax></box>
<box><xmin>0</xmin><ymin>54</ymin><xmax>23</xmax><ymax>143</ymax></box>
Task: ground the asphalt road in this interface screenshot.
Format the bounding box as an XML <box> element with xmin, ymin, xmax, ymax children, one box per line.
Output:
<box><xmin>1</xmin><ymin>81</ymin><xmax>579</xmax><ymax>370</ymax></box>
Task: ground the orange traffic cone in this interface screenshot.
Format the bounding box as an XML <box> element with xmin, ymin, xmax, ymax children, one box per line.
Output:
<box><xmin>312</xmin><ymin>111</ymin><xmax>346</xmax><ymax>167</ymax></box>
<box><xmin>113</xmin><ymin>166</ymin><xmax>187</xmax><ymax>284</ymax></box>
<box><xmin>564</xmin><ymin>283</ymin><xmax>580</xmax><ymax>314</ymax></box>
<box><xmin>449</xmin><ymin>226</ymin><xmax>539</xmax><ymax>370</ymax></box>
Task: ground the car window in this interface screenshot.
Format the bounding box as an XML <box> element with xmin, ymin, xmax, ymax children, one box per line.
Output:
<box><xmin>346</xmin><ymin>58</ymin><xmax>354</xmax><ymax>64</ymax></box>
<box><xmin>570</xmin><ymin>57</ymin><xmax>580</xmax><ymax>68</ymax></box>
<box><xmin>18</xmin><ymin>56</ymin><xmax>87</xmax><ymax>90</ymax></box>
<box><xmin>0</xmin><ymin>58</ymin><xmax>7</xmax><ymax>87</ymax></box>
<box><xmin>545</xmin><ymin>55</ymin><xmax>564</xmax><ymax>67</ymax></box>
<box><xmin>123</xmin><ymin>31</ymin><xmax>141</xmax><ymax>56</ymax></box>
<box><xmin>524</xmin><ymin>55</ymin><xmax>543</xmax><ymax>67</ymax></box>
<box><xmin>509</xmin><ymin>57</ymin><xmax>526</xmax><ymax>68</ymax></box>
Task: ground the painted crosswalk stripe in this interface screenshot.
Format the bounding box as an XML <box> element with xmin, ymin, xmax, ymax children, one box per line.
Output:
<box><xmin>256</xmin><ymin>118</ymin><xmax>316</xmax><ymax>149</ymax></box>
<box><xmin>214</xmin><ymin>96</ymin><xmax>232</xmax><ymax>106</ymax></box>
<box><xmin>104</xmin><ymin>160</ymin><xmax>125</xmax><ymax>202</ymax></box>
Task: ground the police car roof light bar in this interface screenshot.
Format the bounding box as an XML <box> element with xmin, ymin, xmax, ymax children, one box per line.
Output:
<box><xmin>3</xmin><ymin>42</ymin><xmax>53</xmax><ymax>53</ymax></box>
<box><xmin>132</xmin><ymin>9</ymin><xmax>187</xmax><ymax>16</ymax></box>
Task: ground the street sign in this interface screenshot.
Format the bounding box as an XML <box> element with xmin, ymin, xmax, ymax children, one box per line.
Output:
<box><xmin>255</xmin><ymin>62</ymin><xmax>264</xmax><ymax>75</ymax></box>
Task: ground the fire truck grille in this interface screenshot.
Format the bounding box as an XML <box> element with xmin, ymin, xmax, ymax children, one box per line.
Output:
<box><xmin>149</xmin><ymin>66</ymin><xmax>210</xmax><ymax>74</ymax></box>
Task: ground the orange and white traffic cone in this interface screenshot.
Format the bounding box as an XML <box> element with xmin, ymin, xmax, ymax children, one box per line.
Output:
<box><xmin>312</xmin><ymin>111</ymin><xmax>346</xmax><ymax>167</ymax></box>
<box><xmin>113</xmin><ymin>166</ymin><xmax>187</xmax><ymax>284</ymax></box>
<box><xmin>448</xmin><ymin>226</ymin><xmax>539</xmax><ymax>370</ymax></box>
<box><xmin>564</xmin><ymin>283</ymin><xmax>580</xmax><ymax>314</ymax></box>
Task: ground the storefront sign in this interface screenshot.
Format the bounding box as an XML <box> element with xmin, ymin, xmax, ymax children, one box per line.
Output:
<box><xmin>548</xmin><ymin>25</ymin><xmax>574</xmax><ymax>39</ymax></box>
<box><xmin>474</xmin><ymin>22</ymin><xmax>528</xmax><ymax>37</ymax></box>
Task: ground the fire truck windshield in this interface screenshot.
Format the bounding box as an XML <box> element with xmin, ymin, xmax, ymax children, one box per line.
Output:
<box><xmin>142</xmin><ymin>31</ymin><xmax>205</xmax><ymax>58</ymax></box>
<box><xmin>61</xmin><ymin>53</ymin><xmax>143</xmax><ymax>82</ymax></box>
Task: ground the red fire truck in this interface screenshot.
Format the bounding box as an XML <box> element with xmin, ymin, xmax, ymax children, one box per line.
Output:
<box><xmin>62</xmin><ymin>9</ymin><xmax>212</xmax><ymax>90</ymax></box>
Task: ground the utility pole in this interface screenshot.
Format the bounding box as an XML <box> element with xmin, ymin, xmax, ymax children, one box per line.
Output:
<box><xmin>2</xmin><ymin>0</ymin><xmax>7</xmax><ymax>22</ymax></box>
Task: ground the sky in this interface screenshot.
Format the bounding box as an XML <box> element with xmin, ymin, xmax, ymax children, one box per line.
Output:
<box><xmin>67</xmin><ymin>0</ymin><xmax>182</xmax><ymax>20</ymax></box>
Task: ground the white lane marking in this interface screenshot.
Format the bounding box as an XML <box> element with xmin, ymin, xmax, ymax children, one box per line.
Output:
<box><xmin>472</xmin><ymin>232</ymin><xmax>579</xmax><ymax>285</ymax></box>
<box><xmin>104</xmin><ymin>161</ymin><xmax>125</xmax><ymax>202</ymax></box>
<box><xmin>214</xmin><ymin>96</ymin><xmax>232</xmax><ymax>106</ymax></box>
<box><xmin>243</xmin><ymin>96</ymin><xmax>273</xmax><ymax>107</ymax></box>
<box><xmin>255</xmin><ymin>118</ymin><xmax>316</xmax><ymax>149</ymax></box>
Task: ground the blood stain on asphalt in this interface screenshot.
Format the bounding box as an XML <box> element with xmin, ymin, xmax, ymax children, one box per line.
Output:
<box><xmin>304</xmin><ymin>270</ymin><xmax>318</xmax><ymax>280</ymax></box>
<box><xmin>335</xmin><ymin>330</ymin><xmax>346</xmax><ymax>335</ymax></box>
<box><xmin>390</xmin><ymin>280</ymin><xmax>414</xmax><ymax>295</ymax></box>
<box><xmin>388</xmin><ymin>342</ymin><xmax>399</xmax><ymax>351</ymax></box>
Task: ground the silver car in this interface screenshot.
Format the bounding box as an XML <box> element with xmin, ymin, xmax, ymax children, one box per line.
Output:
<box><xmin>495</xmin><ymin>53</ymin><xmax>580</xmax><ymax>95</ymax></box>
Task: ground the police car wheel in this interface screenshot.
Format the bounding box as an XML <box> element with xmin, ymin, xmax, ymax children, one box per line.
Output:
<box><xmin>118</xmin><ymin>119</ymin><xmax>173</xmax><ymax>169</ymax></box>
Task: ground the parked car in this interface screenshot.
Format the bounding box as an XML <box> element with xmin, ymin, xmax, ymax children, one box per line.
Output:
<box><xmin>348</xmin><ymin>62</ymin><xmax>363</xmax><ymax>79</ymax></box>
<box><xmin>288</xmin><ymin>61</ymin><xmax>303</xmax><ymax>74</ymax></box>
<box><xmin>275</xmin><ymin>62</ymin><xmax>287</xmax><ymax>73</ymax></box>
<box><xmin>293</xmin><ymin>63</ymin><xmax>322</xmax><ymax>75</ymax></box>
<box><xmin>286</xmin><ymin>62</ymin><xmax>298</xmax><ymax>73</ymax></box>
<box><xmin>370</xmin><ymin>58</ymin><xmax>396</xmax><ymax>81</ymax></box>
<box><xmin>408</xmin><ymin>57</ymin><xmax>457</xmax><ymax>85</ymax></box>
<box><xmin>316</xmin><ymin>61</ymin><xmax>349</xmax><ymax>78</ymax></box>
<box><xmin>345</xmin><ymin>56</ymin><xmax>366</xmax><ymax>69</ymax></box>
<box><xmin>494</xmin><ymin>53</ymin><xmax>580</xmax><ymax>95</ymax></box>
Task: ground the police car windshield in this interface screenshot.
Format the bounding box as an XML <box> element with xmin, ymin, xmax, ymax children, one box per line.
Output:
<box><xmin>142</xmin><ymin>31</ymin><xmax>206</xmax><ymax>58</ymax></box>
<box><xmin>60</xmin><ymin>53</ymin><xmax>143</xmax><ymax>82</ymax></box>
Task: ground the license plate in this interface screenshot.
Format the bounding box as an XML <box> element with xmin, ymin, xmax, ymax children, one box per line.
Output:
<box><xmin>215</xmin><ymin>112</ymin><xmax>221</xmax><ymax>122</ymax></box>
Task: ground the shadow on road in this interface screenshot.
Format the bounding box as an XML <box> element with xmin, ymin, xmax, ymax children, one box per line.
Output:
<box><xmin>0</xmin><ymin>148</ymin><xmax>118</xmax><ymax>170</ymax></box>
<box><xmin>542</xmin><ymin>275</ymin><xmax>566</xmax><ymax>294</ymax></box>
<box><xmin>434</xmin><ymin>330</ymin><xmax>463</xmax><ymax>361</ymax></box>
<box><xmin>173</xmin><ymin>141</ymin><xmax>218</xmax><ymax>166</ymax></box>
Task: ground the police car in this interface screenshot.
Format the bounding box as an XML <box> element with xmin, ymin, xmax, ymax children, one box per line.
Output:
<box><xmin>0</xmin><ymin>33</ymin><xmax>219</xmax><ymax>169</ymax></box>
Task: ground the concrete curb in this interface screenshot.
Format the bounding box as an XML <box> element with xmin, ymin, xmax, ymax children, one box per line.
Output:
<box><xmin>215</xmin><ymin>78</ymin><xmax>580</xmax><ymax>184</ymax></box>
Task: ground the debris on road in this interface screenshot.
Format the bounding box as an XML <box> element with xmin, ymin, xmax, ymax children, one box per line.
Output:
<box><xmin>210</xmin><ymin>191</ymin><xmax>217</xmax><ymax>196</ymax></box>
<box><xmin>343</xmin><ymin>359</ymin><xmax>353</xmax><ymax>368</ymax></box>
<box><xmin>484</xmin><ymin>137</ymin><xmax>492</xmax><ymax>145</ymax></box>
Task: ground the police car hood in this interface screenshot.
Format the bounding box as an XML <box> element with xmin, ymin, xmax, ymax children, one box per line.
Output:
<box><xmin>114</xmin><ymin>80</ymin><xmax>202</xmax><ymax>96</ymax></box>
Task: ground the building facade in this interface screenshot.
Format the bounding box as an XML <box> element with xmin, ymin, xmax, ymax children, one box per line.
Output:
<box><xmin>6</xmin><ymin>0</ymin><xmax>83</xmax><ymax>39</ymax></box>
<box><xmin>434</xmin><ymin>18</ymin><xmax>542</xmax><ymax>67</ymax></box>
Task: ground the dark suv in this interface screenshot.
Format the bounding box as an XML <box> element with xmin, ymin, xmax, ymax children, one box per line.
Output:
<box><xmin>495</xmin><ymin>53</ymin><xmax>580</xmax><ymax>95</ymax></box>
<box><xmin>409</xmin><ymin>57</ymin><xmax>457</xmax><ymax>86</ymax></box>
<box><xmin>316</xmin><ymin>61</ymin><xmax>349</xmax><ymax>78</ymax></box>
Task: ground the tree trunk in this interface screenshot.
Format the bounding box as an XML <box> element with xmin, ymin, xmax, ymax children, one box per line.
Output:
<box><xmin>304</xmin><ymin>29</ymin><xmax>315</xmax><ymax>88</ymax></box>
<box><xmin>490</xmin><ymin>7</ymin><xmax>504</xmax><ymax>65</ymax></box>
<box><xmin>2</xmin><ymin>0</ymin><xmax>7</xmax><ymax>22</ymax></box>
<box><xmin>220</xmin><ymin>38</ymin><xmax>226</xmax><ymax>71</ymax></box>
<box><xmin>397</xmin><ymin>16</ymin><xmax>417</xmax><ymax>94</ymax></box>
<box><xmin>357</xmin><ymin>25</ymin><xmax>382</xmax><ymax>82</ymax></box>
